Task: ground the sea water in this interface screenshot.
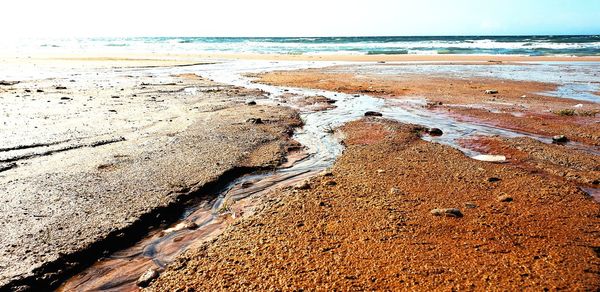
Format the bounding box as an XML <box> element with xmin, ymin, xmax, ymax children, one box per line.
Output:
<box><xmin>2</xmin><ymin>35</ymin><xmax>599</xmax><ymax>56</ymax></box>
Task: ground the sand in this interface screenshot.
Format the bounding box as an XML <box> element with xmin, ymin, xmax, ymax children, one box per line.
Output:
<box><xmin>0</xmin><ymin>65</ymin><xmax>300</xmax><ymax>290</ymax></box>
<box><xmin>257</xmin><ymin>66</ymin><xmax>600</xmax><ymax>146</ymax></box>
<box><xmin>149</xmin><ymin>118</ymin><xmax>600</xmax><ymax>290</ymax></box>
<box><xmin>1</xmin><ymin>53</ymin><xmax>599</xmax><ymax>290</ymax></box>
<box><xmin>2</xmin><ymin>52</ymin><xmax>600</xmax><ymax>72</ymax></box>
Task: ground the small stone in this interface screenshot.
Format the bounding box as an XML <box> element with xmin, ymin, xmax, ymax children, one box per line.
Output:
<box><xmin>24</xmin><ymin>89</ymin><xmax>31</xmax><ymax>93</ymax></box>
<box><xmin>60</xmin><ymin>97</ymin><xmax>72</xmax><ymax>100</ymax></box>
<box><xmin>364</xmin><ymin>111</ymin><xmax>383</xmax><ymax>117</ymax></box>
<box><xmin>430</xmin><ymin>208</ymin><xmax>463</xmax><ymax>218</ymax></box>
<box><xmin>389</xmin><ymin>188</ymin><xmax>402</xmax><ymax>195</ymax></box>
<box><xmin>484</xmin><ymin>90</ymin><xmax>498</xmax><ymax>94</ymax></box>
<box><xmin>246</xmin><ymin>118</ymin><xmax>263</xmax><ymax>124</ymax></box>
<box><xmin>497</xmin><ymin>195</ymin><xmax>513</xmax><ymax>202</ymax></box>
<box><xmin>137</xmin><ymin>268</ymin><xmax>159</xmax><ymax>287</ymax></box>
<box><xmin>294</xmin><ymin>180</ymin><xmax>311</xmax><ymax>190</ymax></box>
<box><xmin>37</xmin><ymin>89</ymin><xmax>44</xmax><ymax>93</ymax></box>
<box><xmin>241</xmin><ymin>181</ymin><xmax>253</xmax><ymax>188</ymax></box>
<box><xmin>55</xmin><ymin>86</ymin><xmax>67</xmax><ymax>90</ymax></box>
<box><xmin>319</xmin><ymin>170</ymin><xmax>333</xmax><ymax>177</ymax></box>
<box><xmin>245</xmin><ymin>100</ymin><xmax>257</xmax><ymax>105</ymax></box>
<box><xmin>487</xmin><ymin>177</ymin><xmax>501</xmax><ymax>182</ymax></box>
<box><xmin>521</xmin><ymin>95</ymin><xmax>527</xmax><ymax>98</ymax></box>
<box><xmin>472</xmin><ymin>155</ymin><xmax>506</xmax><ymax>163</ymax></box>
<box><xmin>183</xmin><ymin>221</ymin><xmax>199</xmax><ymax>230</ymax></box>
<box><xmin>323</xmin><ymin>180</ymin><xmax>337</xmax><ymax>186</ymax></box>
<box><xmin>428</xmin><ymin>128</ymin><xmax>443</xmax><ymax>136</ymax></box>
<box><xmin>111</xmin><ymin>95</ymin><xmax>120</xmax><ymax>99</ymax></box>
<box><xmin>552</xmin><ymin>135</ymin><xmax>568</xmax><ymax>143</ymax></box>
<box><xmin>376</xmin><ymin>169</ymin><xmax>385</xmax><ymax>174</ymax></box>
<box><xmin>465</xmin><ymin>202</ymin><xmax>478</xmax><ymax>209</ymax></box>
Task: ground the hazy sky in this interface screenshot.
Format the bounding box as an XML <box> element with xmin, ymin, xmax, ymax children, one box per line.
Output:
<box><xmin>3</xmin><ymin>0</ymin><xmax>600</xmax><ymax>37</ymax></box>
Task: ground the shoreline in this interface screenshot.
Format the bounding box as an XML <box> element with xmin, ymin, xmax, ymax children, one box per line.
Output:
<box><xmin>3</xmin><ymin>52</ymin><xmax>600</xmax><ymax>66</ymax></box>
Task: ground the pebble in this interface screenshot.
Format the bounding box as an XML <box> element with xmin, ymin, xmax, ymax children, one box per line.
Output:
<box><xmin>137</xmin><ymin>268</ymin><xmax>159</xmax><ymax>287</ymax></box>
<box><xmin>465</xmin><ymin>202</ymin><xmax>478</xmax><ymax>209</ymax></box>
<box><xmin>246</xmin><ymin>100</ymin><xmax>257</xmax><ymax>105</ymax></box>
<box><xmin>484</xmin><ymin>90</ymin><xmax>498</xmax><ymax>94</ymax></box>
<box><xmin>430</xmin><ymin>208</ymin><xmax>463</xmax><ymax>218</ymax></box>
<box><xmin>472</xmin><ymin>155</ymin><xmax>506</xmax><ymax>163</ymax></box>
<box><xmin>552</xmin><ymin>135</ymin><xmax>568</xmax><ymax>143</ymax></box>
<box><xmin>182</xmin><ymin>221</ymin><xmax>199</xmax><ymax>230</ymax></box>
<box><xmin>428</xmin><ymin>128</ymin><xmax>443</xmax><ymax>136</ymax></box>
<box><xmin>389</xmin><ymin>188</ymin><xmax>402</xmax><ymax>195</ymax></box>
<box><xmin>55</xmin><ymin>86</ymin><xmax>67</xmax><ymax>90</ymax></box>
<box><xmin>241</xmin><ymin>181</ymin><xmax>253</xmax><ymax>188</ymax></box>
<box><xmin>376</xmin><ymin>169</ymin><xmax>385</xmax><ymax>174</ymax></box>
<box><xmin>60</xmin><ymin>97</ymin><xmax>72</xmax><ymax>100</ymax></box>
<box><xmin>497</xmin><ymin>195</ymin><xmax>513</xmax><ymax>202</ymax></box>
<box><xmin>319</xmin><ymin>170</ymin><xmax>333</xmax><ymax>177</ymax></box>
<box><xmin>487</xmin><ymin>177</ymin><xmax>501</xmax><ymax>182</ymax></box>
<box><xmin>294</xmin><ymin>180</ymin><xmax>311</xmax><ymax>190</ymax></box>
<box><xmin>246</xmin><ymin>118</ymin><xmax>263</xmax><ymax>124</ymax></box>
<box><xmin>364</xmin><ymin>111</ymin><xmax>383</xmax><ymax>117</ymax></box>
<box><xmin>323</xmin><ymin>180</ymin><xmax>337</xmax><ymax>186</ymax></box>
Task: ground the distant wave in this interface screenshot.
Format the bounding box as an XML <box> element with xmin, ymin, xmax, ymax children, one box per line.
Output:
<box><xmin>6</xmin><ymin>35</ymin><xmax>600</xmax><ymax>56</ymax></box>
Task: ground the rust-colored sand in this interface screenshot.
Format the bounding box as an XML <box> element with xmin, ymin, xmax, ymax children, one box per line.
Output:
<box><xmin>460</xmin><ymin>135</ymin><xmax>600</xmax><ymax>187</ymax></box>
<box><xmin>258</xmin><ymin>68</ymin><xmax>600</xmax><ymax>145</ymax></box>
<box><xmin>150</xmin><ymin>118</ymin><xmax>600</xmax><ymax>291</ymax></box>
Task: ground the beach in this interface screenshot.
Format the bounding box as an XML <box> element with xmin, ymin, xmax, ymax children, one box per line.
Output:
<box><xmin>0</xmin><ymin>50</ymin><xmax>599</xmax><ymax>290</ymax></box>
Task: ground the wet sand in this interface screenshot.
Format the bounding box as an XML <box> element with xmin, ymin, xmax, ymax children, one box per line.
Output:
<box><xmin>0</xmin><ymin>63</ymin><xmax>300</xmax><ymax>289</ymax></box>
<box><xmin>150</xmin><ymin>118</ymin><xmax>600</xmax><ymax>290</ymax></box>
<box><xmin>258</xmin><ymin>65</ymin><xmax>600</xmax><ymax>146</ymax></box>
<box><xmin>4</xmin><ymin>52</ymin><xmax>600</xmax><ymax>63</ymax></box>
<box><xmin>460</xmin><ymin>136</ymin><xmax>600</xmax><ymax>189</ymax></box>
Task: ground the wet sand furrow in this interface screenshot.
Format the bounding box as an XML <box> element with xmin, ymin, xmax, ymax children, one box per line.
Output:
<box><xmin>0</xmin><ymin>137</ymin><xmax>126</xmax><ymax>164</ymax></box>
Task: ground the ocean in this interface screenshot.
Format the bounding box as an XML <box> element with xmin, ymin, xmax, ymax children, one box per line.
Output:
<box><xmin>2</xmin><ymin>35</ymin><xmax>600</xmax><ymax>56</ymax></box>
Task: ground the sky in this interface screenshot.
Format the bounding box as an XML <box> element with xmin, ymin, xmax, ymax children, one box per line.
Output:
<box><xmin>2</xmin><ymin>0</ymin><xmax>599</xmax><ymax>37</ymax></box>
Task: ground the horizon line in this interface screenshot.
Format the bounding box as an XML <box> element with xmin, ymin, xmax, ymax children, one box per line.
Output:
<box><xmin>9</xmin><ymin>33</ymin><xmax>600</xmax><ymax>39</ymax></box>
